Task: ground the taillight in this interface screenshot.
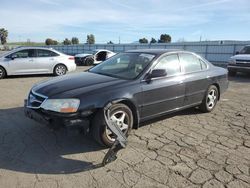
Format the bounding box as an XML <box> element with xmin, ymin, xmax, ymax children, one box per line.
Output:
<box><xmin>68</xmin><ymin>56</ymin><xmax>74</xmax><ymax>60</ymax></box>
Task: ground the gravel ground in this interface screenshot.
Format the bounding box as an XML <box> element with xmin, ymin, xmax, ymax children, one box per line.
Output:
<box><xmin>0</xmin><ymin>67</ymin><xmax>250</xmax><ymax>188</ymax></box>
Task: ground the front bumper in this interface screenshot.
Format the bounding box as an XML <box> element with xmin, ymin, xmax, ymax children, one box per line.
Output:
<box><xmin>24</xmin><ymin>100</ymin><xmax>90</xmax><ymax>131</ymax></box>
<box><xmin>228</xmin><ymin>64</ymin><xmax>250</xmax><ymax>73</ymax></box>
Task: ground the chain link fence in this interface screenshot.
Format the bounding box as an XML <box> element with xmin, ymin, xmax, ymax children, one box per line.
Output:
<box><xmin>1</xmin><ymin>41</ymin><xmax>250</xmax><ymax>64</ymax></box>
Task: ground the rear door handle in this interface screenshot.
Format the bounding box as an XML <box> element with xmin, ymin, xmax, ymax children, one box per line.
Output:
<box><xmin>29</xmin><ymin>59</ymin><xmax>34</xmax><ymax>62</ymax></box>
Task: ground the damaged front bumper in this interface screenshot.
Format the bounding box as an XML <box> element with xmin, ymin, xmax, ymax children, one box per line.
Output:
<box><xmin>24</xmin><ymin>99</ymin><xmax>90</xmax><ymax>132</ymax></box>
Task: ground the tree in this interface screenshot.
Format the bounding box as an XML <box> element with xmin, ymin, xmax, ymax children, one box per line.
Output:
<box><xmin>158</xmin><ymin>34</ymin><xmax>171</xmax><ymax>43</ymax></box>
<box><xmin>53</xmin><ymin>40</ymin><xmax>58</xmax><ymax>45</ymax></box>
<box><xmin>107</xmin><ymin>41</ymin><xmax>114</xmax><ymax>44</ymax></box>
<box><xmin>45</xmin><ymin>38</ymin><xmax>58</xmax><ymax>45</ymax></box>
<box><xmin>139</xmin><ymin>38</ymin><xmax>148</xmax><ymax>44</ymax></box>
<box><xmin>0</xmin><ymin>28</ymin><xmax>8</xmax><ymax>45</ymax></box>
<box><xmin>71</xmin><ymin>37</ymin><xmax>79</xmax><ymax>44</ymax></box>
<box><xmin>150</xmin><ymin>38</ymin><xmax>157</xmax><ymax>44</ymax></box>
<box><xmin>63</xmin><ymin>38</ymin><xmax>71</xmax><ymax>45</ymax></box>
<box><xmin>86</xmin><ymin>34</ymin><xmax>95</xmax><ymax>44</ymax></box>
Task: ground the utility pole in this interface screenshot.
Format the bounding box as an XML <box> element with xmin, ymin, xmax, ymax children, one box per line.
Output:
<box><xmin>119</xmin><ymin>36</ymin><xmax>121</xmax><ymax>44</ymax></box>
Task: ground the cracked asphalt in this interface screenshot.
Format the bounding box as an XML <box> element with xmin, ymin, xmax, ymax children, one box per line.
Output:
<box><xmin>0</xmin><ymin>66</ymin><xmax>250</xmax><ymax>188</ymax></box>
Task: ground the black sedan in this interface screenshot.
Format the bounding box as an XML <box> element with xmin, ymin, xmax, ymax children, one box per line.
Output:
<box><xmin>24</xmin><ymin>49</ymin><xmax>228</xmax><ymax>146</ymax></box>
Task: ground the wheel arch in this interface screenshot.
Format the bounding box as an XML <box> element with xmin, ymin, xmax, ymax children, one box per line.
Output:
<box><xmin>0</xmin><ymin>65</ymin><xmax>7</xmax><ymax>76</ymax></box>
<box><xmin>101</xmin><ymin>98</ymin><xmax>140</xmax><ymax>129</ymax></box>
<box><xmin>119</xmin><ymin>99</ymin><xmax>140</xmax><ymax>129</ymax></box>
<box><xmin>211</xmin><ymin>83</ymin><xmax>220</xmax><ymax>100</ymax></box>
<box><xmin>53</xmin><ymin>63</ymin><xmax>68</xmax><ymax>72</ymax></box>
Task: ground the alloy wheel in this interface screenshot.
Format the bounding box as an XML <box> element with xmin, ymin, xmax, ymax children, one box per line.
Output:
<box><xmin>105</xmin><ymin>110</ymin><xmax>129</xmax><ymax>142</ymax></box>
<box><xmin>55</xmin><ymin>65</ymin><xmax>66</xmax><ymax>76</ymax></box>
<box><xmin>206</xmin><ymin>89</ymin><xmax>217</xmax><ymax>109</ymax></box>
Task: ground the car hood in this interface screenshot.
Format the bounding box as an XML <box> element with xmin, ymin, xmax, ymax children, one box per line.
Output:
<box><xmin>32</xmin><ymin>72</ymin><xmax>124</xmax><ymax>97</ymax></box>
<box><xmin>231</xmin><ymin>54</ymin><xmax>250</xmax><ymax>60</ymax></box>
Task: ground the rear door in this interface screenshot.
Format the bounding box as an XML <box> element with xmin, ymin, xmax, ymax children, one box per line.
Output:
<box><xmin>141</xmin><ymin>54</ymin><xmax>185</xmax><ymax>119</ymax></box>
<box><xmin>8</xmin><ymin>49</ymin><xmax>36</xmax><ymax>74</ymax></box>
<box><xmin>178</xmin><ymin>53</ymin><xmax>210</xmax><ymax>106</ymax></box>
<box><xmin>34</xmin><ymin>49</ymin><xmax>59</xmax><ymax>73</ymax></box>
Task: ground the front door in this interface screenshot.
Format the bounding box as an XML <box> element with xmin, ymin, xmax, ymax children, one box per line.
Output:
<box><xmin>8</xmin><ymin>49</ymin><xmax>36</xmax><ymax>74</ymax></box>
<box><xmin>141</xmin><ymin>54</ymin><xmax>185</xmax><ymax>119</ymax></box>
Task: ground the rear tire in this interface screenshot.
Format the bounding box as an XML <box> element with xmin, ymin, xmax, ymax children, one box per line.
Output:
<box><xmin>91</xmin><ymin>103</ymin><xmax>133</xmax><ymax>147</ymax></box>
<box><xmin>53</xmin><ymin>64</ymin><xmax>67</xmax><ymax>76</ymax></box>
<box><xmin>228</xmin><ymin>70</ymin><xmax>237</xmax><ymax>77</ymax></box>
<box><xmin>199</xmin><ymin>85</ymin><xmax>219</xmax><ymax>113</ymax></box>
<box><xmin>0</xmin><ymin>66</ymin><xmax>6</xmax><ymax>79</ymax></box>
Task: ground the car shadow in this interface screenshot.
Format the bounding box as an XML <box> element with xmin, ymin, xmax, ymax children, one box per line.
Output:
<box><xmin>0</xmin><ymin>106</ymin><xmax>216</xmax><ymax>175</ymax></box>
<box><xmin>5</xmin><ymin>74</ymin><xmax>54</xmax><ymax>79</ymax></box>
<box><xmin>0</xmin><ymin>107</ymin><xmax>105</xmax><ymax>175</ymax></box>
<box><xmin>228</xmin><ymin>73</ymin><xmax>250</xmax><ymax>83</ymax></box>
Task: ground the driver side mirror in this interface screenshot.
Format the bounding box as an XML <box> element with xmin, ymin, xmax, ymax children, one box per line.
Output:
<box><xmin>11</xmin><ymin>54</ymin><xmax>18</xmax><ymax>60</ymax></box>
<box><xmin>148</xmin><ymin>69</ymin><xmax>167</xmax><ymax>79</ymax></box>
<box><xmin>235</xmin><ymin>51</ymin><xmax>239</xmax><ymax>55</ymax></box>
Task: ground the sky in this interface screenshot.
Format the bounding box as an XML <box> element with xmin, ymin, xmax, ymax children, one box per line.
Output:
<box><xmin>0</xmin><ymin>0</ymin><xmax>250</xmax><ymax>43</ymax></box>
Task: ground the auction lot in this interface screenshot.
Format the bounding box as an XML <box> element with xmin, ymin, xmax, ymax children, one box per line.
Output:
<box><xmin>0</xmin><ymin>66</ymin><xmax>250</xmax><ymax>188</ymax></box>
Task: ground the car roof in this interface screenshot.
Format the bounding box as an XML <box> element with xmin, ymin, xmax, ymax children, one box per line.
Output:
<box><xmin>126</xmin><ymin>49</ymin><xmax>186</xmax><ymax>55</ymax></box>
<box><xmin>14</xmin><ymin>46</ymin><xmax>54</xmax><ymax>50</ymax></box>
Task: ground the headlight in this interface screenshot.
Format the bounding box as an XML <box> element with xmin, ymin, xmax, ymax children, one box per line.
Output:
<box><xmin>41</xmin><ymin>99</ymin><xmax>80</xmax><ymax>113</ymax></box>
<box><xmin>229</xmin><ymin>58</ymin><xmax>236</xmax><ymax>64</ymax></box>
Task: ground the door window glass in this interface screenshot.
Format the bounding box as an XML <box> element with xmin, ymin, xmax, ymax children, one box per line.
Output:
<box><xmin>8</xmin><ymin>49</ymin><xmax>35</xmax><ymax>58</ymax></box>
<box><xmin>179</xmin><ymin>53</ymin><xmax>202</xmax><ymax>73</ymax></box>
<box><xmin>37</xmin><ymin>49</ymin><xmax>53</xmax><ymax>57</ymax></box>
<box><xmin>154</xmin><ymin>54</ymin><xmax>181</xmax><ymax>76</ymax></box>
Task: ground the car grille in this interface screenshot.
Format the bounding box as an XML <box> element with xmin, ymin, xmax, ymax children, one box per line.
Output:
<box><xmin>27</xmin><ymin>91</ymin><xmax>47</xmax><ymax>109</ymax></box>
<box><xmin>236</xmin><ymin>59</ymin><xmax>250</xmax><ymax>63</ymax></box>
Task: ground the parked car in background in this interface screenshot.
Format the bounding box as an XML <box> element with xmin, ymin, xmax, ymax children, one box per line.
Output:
<box><xmin>24</xmin><ymin>49</ymin><xmax>228</xmax><ymax>146</ymax></box>
<box><xmin>0</xmin><ymin>47</ymin><xmax>76</xmax><ymax>79</ymax></box>
<box><xmin>228</xmin><ymin>45</ymin><xmax>250</xmax><ymax>76</ymax></box>
<box><xmin>75</xmin><ymin>49</ymin><xmax>116</xmax><ymax>66</ymax></box>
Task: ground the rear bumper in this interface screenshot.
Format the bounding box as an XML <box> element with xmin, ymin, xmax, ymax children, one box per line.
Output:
<box><xmin>24</xmin><ymin>100</ymin><xmax>89</xmax><ymax>130</ymax></box>
<box><xmin>228</xmin><ymin>65</ymin><xmax>250</xmax><ymax>73</ymax></box>
<box><xmin>67</xmin><ymin>63</ymin><xmax>77</xmax><ymax>72</ymax></box>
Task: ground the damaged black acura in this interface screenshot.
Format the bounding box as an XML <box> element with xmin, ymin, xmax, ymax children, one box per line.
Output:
<box><xmin>24</xmin><ymin>49</ymin><xmax>228</xmax><ymax>146</ymax></box>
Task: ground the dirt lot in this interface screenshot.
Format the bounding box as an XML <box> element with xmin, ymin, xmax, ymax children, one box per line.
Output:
<box><xmin>0</xmin><ymin>67</ymin><xmax>250</xmax><ymax>188</ymax></box>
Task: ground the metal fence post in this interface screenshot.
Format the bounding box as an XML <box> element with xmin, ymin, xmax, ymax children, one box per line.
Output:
<box><xmin>205</xmin><ymin>44</ymin><xmax>208</xmax><ymax>59</ymax></box>
<box><xmin>233</xmin><ymin>44</ymin><xmax>236</xmax><ymax>55</ymax></box>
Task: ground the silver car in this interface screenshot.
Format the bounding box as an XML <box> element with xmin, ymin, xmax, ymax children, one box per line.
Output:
<box><xmin>0</xmin><ymin>47</ymin><xmax>76</xmax><ymax>79</ymax></box>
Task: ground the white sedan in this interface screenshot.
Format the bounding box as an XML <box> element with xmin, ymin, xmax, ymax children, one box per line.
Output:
<box><xmin>0</xmin><ymin>47</ymin><xmax>76</xmax><ymax>79</ymax></box>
